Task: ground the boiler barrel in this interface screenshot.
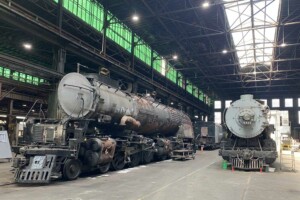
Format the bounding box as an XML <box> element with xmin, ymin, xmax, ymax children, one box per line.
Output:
<box><xmin>57</xmin><ymin>73</ymin><xmax>193</xmax><ymax>138</ymax></box>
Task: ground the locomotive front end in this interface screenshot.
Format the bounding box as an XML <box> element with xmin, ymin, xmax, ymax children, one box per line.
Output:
<box><xmin>220</xmin><ymin>94</ymin><xmax>277</xmax><ymax>170</ymax></box>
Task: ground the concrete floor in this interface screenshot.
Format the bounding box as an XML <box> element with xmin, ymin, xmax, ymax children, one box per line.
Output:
<box><xmin>1</xmin><ymin>150</ymin><xmax>300</xmax><ymax>200</ymax></box>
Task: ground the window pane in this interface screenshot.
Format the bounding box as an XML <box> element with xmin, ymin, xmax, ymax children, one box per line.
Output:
<box><xmin>285</xmin><ymin>98</ymin><xmax>293</xmax><ymax>107</ymax></box>
<box><xmin>177</xmin><ymin>72</ymin><xmax>183</xmax><ymax>88</ymax></box>
<box><xmin>107</xmin><ymin>12</ymin><xmax>132</xmax><ymax>53</ymax></box>
<box><xmin>33</xmin><ymin>77</ymin><xmax>39</xmax><ymax>85</ymax></box>
<box><xmin>199</xmin><ymin>91</ymin><xmax>204</xmax><ymax>101</ymax></box>
<box><xmin>153</xmin><ymin>51</ymin><xmax>162</xmax><ymax>74</ymax></box>
<box><xmin>272</xmin><ymin>99</ymin><xmax>280</xmax><ymax>108</ymax></box>
<box><xmin>214</xmin><ymin>112</ymin><xmax>222</xmax><ymax>124</ymax></box>
<box><xmin>4</xmin><ymin>68</ymin><xmax>11</xmax><ymax>78</ymax></box>
<box><xmin>186</xmin><ymin>80</ymin><xmax>193</xmax><ymax>94</ymax></box>
<box><xmin>62</xmin><ymin>0</ymin><xmax>104</xmax><ymax>33</ymax></box>
<box><xmin>225</xmin><ymin>100</ymin><xmax>232</xmax><ymax>108</ymax></box>
<box><xmin>26</xmin><ymin>75</ymin><xmax>33</xmax><ymax>84</ymax></box>
<box><xmin>214</xmin><ymin>101</ymin><xmax>221</xmax><ymax>109</ymax></box>
<box><xmin>260</xmin><ymin>99</ymin><xmax>267</xmax><ymax>106</ymax></box>
<box><xmin>12</xmin><ymin>71</ymin><xmax>19</xmax><ymax>81</ymax></box>
<box><xmin>0</xmin><ymin>66</ymin><xmax>3</xmax><ymax>76</ymax></box>
<box><xmin>19</xmin><ymin>73</ymin><xmax>26</xmax><ymax>82</ymax></box>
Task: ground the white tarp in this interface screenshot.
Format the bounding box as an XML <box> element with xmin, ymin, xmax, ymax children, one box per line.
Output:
<box><xmin>0</xmin><ymin>131</ymin><xmax>12</xmax><ymax>159</ymax></box>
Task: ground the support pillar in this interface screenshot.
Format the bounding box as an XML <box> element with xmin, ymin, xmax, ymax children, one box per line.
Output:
<box><xmin>150</xmin><ymin>50</ymin><xmax>154</xmax><ymax>81</ymax></box>
<box><xmin>132</xmin><ymin>81</ymin><xmax>138</xmax><ymax>94</ymax></box>
<box><xmin>57</xmin><ymin>48</ymin><xmax>66</xmax><ymax>73</ymax></box>
<box><xmin>47</xmin><ymin>84</ymin><xmax>59</xmax><ymax>118</ymax></box>
<box><xmin>167</xmin><ymin>96</ymin><xmax>172</xmax><ymax>107</ymax></box>
<box><xmin>101</xmin><ymin>8</ymin><xmax>108</xmax><ymax>55</ymax></box>
<box><xmin>130</xmin><ymin>31</ymin><xmax>135</xmax><ymax>70</ymax></box>
<box><xmin>57</xmin><ymin>0</ymin><xmax>63</xmax><ymax>34</ymax></box>
<box><xmin>7</xmin><ymin>99</ymin><xmax>16</xmax><ymax>145</ymax></box>
<box><xmin>49</xmin><ymin>47</ymin><xmax>66</xmax><ymax>118</ymax></box>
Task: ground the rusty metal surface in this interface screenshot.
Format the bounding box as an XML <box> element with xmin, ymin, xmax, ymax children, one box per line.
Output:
<box><xmin>58</xmin><ymin>73</ymin><xmax>194</xmax><ymax>139</ymax></box>
<box><xmin>83</xmin><ymin>137</ymin><xmax>116</xmax><ymax>166</ymax></box>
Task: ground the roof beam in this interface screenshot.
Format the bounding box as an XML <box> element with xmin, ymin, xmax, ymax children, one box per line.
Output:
<box><xmin>177</xmin><ymin>57</ymin><xmax>300</xmax><ymax>71</ymax></box>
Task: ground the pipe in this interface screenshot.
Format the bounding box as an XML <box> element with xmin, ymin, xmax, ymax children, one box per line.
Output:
<box><xmin>120</xmin><ymin>116</ymin><xmax>141</xmax><ymax>128</ymax></box>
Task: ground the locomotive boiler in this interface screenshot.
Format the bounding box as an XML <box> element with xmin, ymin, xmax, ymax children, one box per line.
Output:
<box><xmin>219</xmin><ymin>94</ymin><xmax>277</xmax><ymax>170</ymax></box>
<box><xmin>58</xmin><ymin>73</ymin><xmax>193</xmax><ymax>138</ymax></box>
<box><xmin>13</xmin><ymin>72</ymin><xmax>194</xmax><ymax>183</ymax></box>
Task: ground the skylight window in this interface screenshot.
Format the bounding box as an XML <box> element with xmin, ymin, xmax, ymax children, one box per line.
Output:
<box><xmin>224</xmin><ymin>0</ymin><xmax>280</xmax><ymax>68</ymax></box>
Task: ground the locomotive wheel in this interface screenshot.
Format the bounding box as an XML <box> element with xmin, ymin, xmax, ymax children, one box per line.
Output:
<box><xmin>128</xmin><ymin>153</ymin><xmax>141</xmax><ymax>167</ymax></box>
<box><xmin>99</xmin><ymin>163</ymin><xmax>110</xmax><ymax>173</ymax></box>
<box><xmin>62</xmin><ymin>159</ymin><xmax>81</xmax><ymax>180</ymax></box>
<box><xmin>160</xmin><ymin>154</ymin><xmax>168</xmax><ymax>161</ymax></box>
<box><xmin>142</xmin><ymin>151</ymin><xmax>154</xmax><ymax>164</ymax></box>
<box><xmin>111</xmin><ymin>152</ymin><xmax>126</xmax><ymax>170</ymax></box>
<box><xmin>155</xmin><ymin>154</ymin><xmax>168</xmax><ymax>161</ymax></box>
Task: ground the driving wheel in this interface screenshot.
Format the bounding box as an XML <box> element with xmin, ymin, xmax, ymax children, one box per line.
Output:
<box><xmin>111</xmin><ymin>152</ymin><xmax>126</xmax><ymax>170</ymax></box>
<box><xmin>62</xmin><ymin>159</ymin><xmax>81</xmax><ymax>180</ymax></box>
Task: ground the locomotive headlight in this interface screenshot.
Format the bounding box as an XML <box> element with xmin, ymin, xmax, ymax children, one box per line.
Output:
<box><xmin>243</xmin><ymin>113</ymin><xmax>252</xmax><ymax>121</ymax></box>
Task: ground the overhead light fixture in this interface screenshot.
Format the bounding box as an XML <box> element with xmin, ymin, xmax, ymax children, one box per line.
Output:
<box><xmin>132</xmin><ymin>14</ymin><xmax>139</xmax><ymax>22</ymax></box>
<box><xmin>280</xmin><ymin>43</ymin><xmax>287</xmax><ymax>47</ymax></box>
<box><xmin>22</xmin><ymin>104</ymin><xmax>27</xmax><ymax>107</ymax></box>
<box><xmin>170</xmin><ymin>102</ymin><xmax>174</xmax><ymax>105</ymax></box>
<box><xmin>16</xmin><ymin>116</ymin><xmax>26</xmax><ymax>120</ymax></box>
<box><xmin>172</xmin><ymin>55</ymin><xmax>178</xmax><ymax>60</ymax></box>
<box><xmin>0</xmin><ymin>114</ymin><xmax>7</xmax><ymax>118</ymax></box>
<box><xmin>222</xmin><ymin>49</ymin><xmax>228</xmax><ymax>54</ymax></box>
<box><xmin>195</xmin><ymin>115</ymin><xmax>199</xmax><ymax>119</ymax></box>
<box><xmin>32</xmin><ymin>109</ymin><xmax>35</xmax><ymax>112</ymax></box>
<box><xmin>202</xmin><ymin>2</ymin><xmax>210</xmax><ymax>8</ymax></box>
<box><xmin>23</xmin><ymin>42</ymin><xmax>32</xmax><ymax>50</ymax></box>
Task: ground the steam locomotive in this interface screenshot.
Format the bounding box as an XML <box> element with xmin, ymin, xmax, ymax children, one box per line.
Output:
<box><xmin>219</xmin><ymin>94</ymin><xmax>277</xmax><ymax>170</ymax></box>
<box><xmin>13</xmin><ymin>72</ymin><xmax>194</xmax><ymax>183</ymax></box>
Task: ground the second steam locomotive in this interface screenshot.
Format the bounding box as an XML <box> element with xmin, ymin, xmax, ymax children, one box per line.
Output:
<box><xmin>219</xmin><ymin>94</ymin><xmax>277</xmax><ymax>170</ymax></box>
<box><xmin>13</xmin><ymin>72</ymin><xmax>194</xmax><ymax>183</ymax></box>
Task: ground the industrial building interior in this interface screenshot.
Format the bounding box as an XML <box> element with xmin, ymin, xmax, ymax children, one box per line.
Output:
<box><xmin>1</xmin><ymin>0</ymin><xmax>300</xmax><ymax>199</ymax></box>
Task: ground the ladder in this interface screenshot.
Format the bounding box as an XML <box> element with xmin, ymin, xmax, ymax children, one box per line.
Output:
<box><xmin>280</xmin><ymin>149</ymin><xmax>295</xmax><ymax>171</ymax></box>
